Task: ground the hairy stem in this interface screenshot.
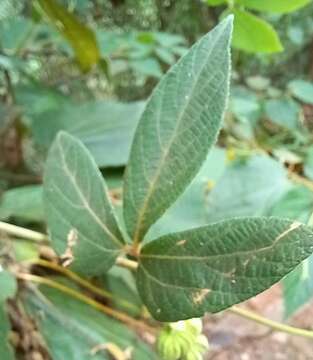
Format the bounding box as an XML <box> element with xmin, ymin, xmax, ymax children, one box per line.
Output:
<box><xmin>7</xmin><ymin>222</ymin><xmax>313</xmax><ymax>340</ymax></box>
<box><xmin>17</xmin><ymin>272</ymin><xmax>157</xmax><ymax>335</ymax></box>
<box><xmin>116</xmin><ymin>257</ymin><xmax>138</xmax><ymax>271</ymax></box>
<box><xmin>230</xmin><ymin>306</ymin><xmax>313</xmax><ymax>339</ymax></box>
<box><xmin>27</xmin><ymin>259</ymin><xmax>139</xmax><ymax>313</ymax></box>
<box><xmin>0</xmin><ymin>221</ymin><xmax>48</xmax><ymax>243</ymax></box>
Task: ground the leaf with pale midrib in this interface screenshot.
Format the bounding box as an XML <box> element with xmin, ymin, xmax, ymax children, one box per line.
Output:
<box><xmin>136</xmin><ymin>217</ymin><xmax>313</xmax><ymax>321</ymax></box>
<box><xmin>44</xmin><ymin>132</ymin><xmax>124</xmax><ymax>276</ymax></box>
<box><xmin>123</xmin><ymin>16</ymin><xmax>233</xmax><ymax>243</ymax></box>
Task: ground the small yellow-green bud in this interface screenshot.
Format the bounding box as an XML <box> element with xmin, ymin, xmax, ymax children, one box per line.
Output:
<box><xmin>157</xmin><ymin>318</ymin><xmax>209</xmax><ymax>360</ymax></box>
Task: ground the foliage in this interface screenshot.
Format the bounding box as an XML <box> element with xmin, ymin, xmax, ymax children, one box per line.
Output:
<box><xmin>206</xmin><ymin>0</ymin><xmax>311</xmax><ymax>53</ymax></box>
<box><xmin>0</xmin><ymin>270</ymin><xmax>17</xmax><ymax>360</ymax></box>
<box><xmin>25</xmin><ymin>282</ymin><xmax>158</xmax><ymax>359</ymax></box>
<box><xmin>157</xmin><ymin>319</ymin><xmax>209</xmax><ymax>360</ymax></box>
<box><xmin>41</xmin><ymin>15</ymin><xmax>313</xmax><ymax>329</ymax></box>
<box><xmin>2</xmin><ymin>1</ymin><xmax>313</xmax><ymax>359</ymax></box>
<box><xmin>36</xmin><ymin>0</ymin><xmax>101</xmax><ymax>72</ymax></box>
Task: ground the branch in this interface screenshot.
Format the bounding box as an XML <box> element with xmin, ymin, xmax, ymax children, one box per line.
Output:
<box><xmin>0</xmin><ymin>221</ymin><xmax>48</xmax><ymax>243</ymax></box>
<box><xmin>116</xmin><ymin>257</ymin><xmax>138</xmax><ymax>271</ymax></box>
<box><xmin>27</xmin><ymin>259</ymin><xmax>139</xmax><ymax>313</ymax></box>
<box><xmin>229</xmin><ymin>306</ymin><xmax>313</xmax><ymax>339</ymax></box>
<box><xmin>17</xmin><ymin>272</ymin><xmax>157</xmax><ymax>335</ymax></box>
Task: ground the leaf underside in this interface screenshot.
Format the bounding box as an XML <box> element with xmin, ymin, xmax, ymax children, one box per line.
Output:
<box><xmin>43</xmin><ymin>132</ymin><xmax>124</xmax><ymax>276</ymax></box>
<box><xmin>137</xmin><ymin>217</ymin><xmax>313</xmax><ymax>321</ymax></box>
<box><xmin>123</xmin><ymin>16</ymin><xmax>233</xmax><ymax>243</ymax></box>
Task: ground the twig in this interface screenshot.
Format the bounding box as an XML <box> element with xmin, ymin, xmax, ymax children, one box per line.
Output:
<box><xmin>116</xmin><ymin>257</ymin><xmax>138</xmax><ymax>271</ymax></box>
<box><xmin>229</xmin><ymin>306</ymin><xmax>313</xmax><ymax>339</ymax></box>
<box><xmin>0</xmin><ymin>221</ymin><xmax>48</xmax><ymax>243</ymax></box>
<box><xmin>16</xmin><ymin>272</ymin><xmax>157</xmax><ymax>335</ymax></box>
<box><xmin>27</xmin><ymin>259</ymin><xmax>139</xmax><ymax>313</ymax></box>
<box><xmin>1</xmin><ymin>221</ymin><xmax>140</xmax><ymax>272</ymax></box>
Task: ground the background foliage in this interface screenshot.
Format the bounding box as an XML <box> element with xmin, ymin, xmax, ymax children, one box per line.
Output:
<box><xmin>2</xmin><ymin>0</ymin><xmax>313</xmax><ymax>359</ymax></box>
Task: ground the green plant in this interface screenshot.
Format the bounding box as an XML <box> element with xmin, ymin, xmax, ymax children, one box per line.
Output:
<box><xmin>43</xmin><ymin>13</ymin><xmax>313</xmax><ymax>319</ymax></box>
<box><xmin>3</xmin><ymin>15</ymin><xmax>313</xmax><ymax>360</ymax></box>
<box><xmin>206</xmin><ymin>0</ymin><xmax>312</xmax><ymax>53</ymax></box>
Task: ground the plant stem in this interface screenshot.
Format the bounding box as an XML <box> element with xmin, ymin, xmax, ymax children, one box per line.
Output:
<box><xmin>17</xmin><ymin>272</ymin><xmax>157</xmax><ymax>335</ymax></box>
<box><xmin>1</xmin><ymin>221</ymin><xmax>137</xmax><ymax>268</ymax></box>
<box><xmin>10</xmin><ymin>222</ymin><xmax>313</xmax><ymax>340</ymax></box>
<box><xmin>230</xmin><ymin>306</ymin><xmax>313</xmax><ymax>339</ymax></box>
<box><xmin>27</xmin><ymin>259</ymin><xmax>139</xmax><ymax>313</ymax></box>
<box><xmin>0</xmin><ymin>221</ymin><xmax>48</xmax><ymax>243</ymax></box>
<box><xmin>116</xmin><ymin>257</ymin><xmax>138</xmax><ymax>271</ymax></box>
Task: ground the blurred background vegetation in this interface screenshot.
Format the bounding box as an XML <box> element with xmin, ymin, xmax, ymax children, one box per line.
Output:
<box><xmin>2</xmin><ymin>1</ymin><xmax>313</xmax><ymax>358</ymax></box>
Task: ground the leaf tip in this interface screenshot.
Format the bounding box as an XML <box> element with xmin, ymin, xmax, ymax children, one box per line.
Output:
<box><xmin>56</xmin><ymin>130</ymin><xmax>71</xmax><ymax>142</ymax></box>
<box><xmin>225</xmin><ymin>13</ymin><xmax>234</xmax><ymax>24</ymax></box>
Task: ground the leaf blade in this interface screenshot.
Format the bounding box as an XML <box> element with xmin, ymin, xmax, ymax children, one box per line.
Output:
<box><xmin>238</xmin><ymin>0</ymin><xmax>311</xmax><ymax>14</ymax></box>
<box><xmin>123</xmin><ymin>17</ymin><xmax>233</xmax><ymax>243</ymax></box>
<box><xmin>37</xmin><ymin>0</ymin><xmax>100</xmax><ymax>72</ymax></box>
<box><xmin>283</xmin><ymin>255</ymin><xmax>313</xmax><ymax>318</ymax></box>
<box><xmin>137</xmin><ymin>217</ymin><xmax>313</xmax><ymax>321</ymax></box>
<box><xmin>0</xmin><ymin>271</ymin><xmax>17</xmax><ymax>360</ymax></box>
<box><xmin>24</xmin><ymin>284</ymin><xmax>159</xmax><ymax>360</ymax></box>
<box><xmin>231</xmin><ymin>9</ymin><xmax>283</xmax><ymax>53</ymax></box>
<box><xmin>43</xmin><ymin>132</ymin><xmax>124</xmax><ymax>276</ymax></box>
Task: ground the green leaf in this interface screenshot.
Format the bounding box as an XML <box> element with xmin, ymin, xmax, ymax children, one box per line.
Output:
<box><xmin>147</xmin><ymin>148</ymin><xmax>227</xmax><ymax>240</ymax></box>
<box><xmin>230</xmin><ymin>86</ymin><xmax>261</xmax><ymax>124</ymax></box>
<box><xmin>0</xmin><ymin>270</ymin><xmax>17</xmax><ymax>360</ymax></box>
<box><xmin>25</xmin><ymin>284</ymin><xmax>159</xmax><ymax>360</ymax></box>
<box><xmin>43</xmin><ymin>132</ymin><xmax>124</xmax><ymax>276</ymax></box>
<box><xmin>283</xmin><ymin>255</ymin><xmax>313</xmax><ymax>318</ymax></box>
<box><xmin>264</xmin><ymin>98</ymin><xmax>300</xmax><ymax>130</ymax></box>
<box><xmin>155</xmin><ymin>47</ymin><xmax>176</xmax><ymax>65</ymax></box>
<box><xmin>36</xmin><ymin>0</ymin><xmax>100</xmax><ymax>72</ymax></box>
<box><xmin>288</xmin><ymin>79</ymin><xmax>313</xmax><ymax>105</ymax></box>
<box><xmin>270</xmin><ymin>186</ymin><xmax>313</xmax><ymax>224</ymax></box>
<box><xmin>269</xmin><ymin>185</ymin><xmax>313</xmax><ymax>317</ymax></box>
<box><xmin>231</xmin><ymin>9</ymin><xmax>283</xmax><ymax>53</ymax></box>
<box><xmin>238</xmin><ymin>0</ymin><xmax>311</xmax><ymax>14</ymax></box>
<box><xmin>130</xmin><ymin>58</ymin><xmax>163</xmax><ymax>78</ymax></box>
<box><xmin>0</xmin><ymin>270</ymin><xmax>17</xmax><ymax>303</ymax></box>
<box><xmin>154</xmin><ymin>32</ymin><xmax>186</xmax><ymax>47</ymax></box>
<box><xmin>245</xmin><ymin>76</ymin><xmax>270</xmax><ymax>92</ymax></box>
<box><xmin>0</xmin><ymin>17</ymin><xmax>34</xmax><ymax>52</ymax></box>
<box><xmin>206</xmin><ymin>0</ymin><xmax>226</xmax><ymax>6</ymax></box>
<box><xmin>0</xmin><ymin>0</ymin><xmax>23</xmax><ymax>21</ymax></box>
<box><xmin>123</xmin><ymin>17</ymin><xmax>233</xmax><ymax>243</ymax></box>
<box><xmin>0</xmin><ymin>306</ymin><xmax>14</xmax><ymax>360</ymax></box>
<box><xmin>15</xmin><ymin>83</ymin><xmax>69</xmax><ymax>120</ymax></box>
<box><xmin>136</xmin><ymin>217</ymin><xmax>313</xmax><ymax>321</ymax></box>
<box><xmin>0</xmin><ymin>185</ymin><xmax>44</xmax><ymax>222</ymax></box>
<box><xmin>31</xmin><ymin>100</ymin><xmax>145</xmax><ymax>167</ymax></box>
<box><xmin>206</xmin><ymin>155</ymin><xmax>290</xmax><ymax>223</ymax></box>
<box><xmin>104</xmin><ymin>267</ymin><xmax>143</xmax><ymax>317</ymax></box>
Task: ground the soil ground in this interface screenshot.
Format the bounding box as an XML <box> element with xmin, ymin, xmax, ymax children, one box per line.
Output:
<box><xmin>204</xmin><ymin>285</ymin><xmax>313</xmax><ymax>359</ymax></box>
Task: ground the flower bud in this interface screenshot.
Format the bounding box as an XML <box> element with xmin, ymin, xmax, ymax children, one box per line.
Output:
<box><xmin>157</xmin><ymin>318</ymin><xmax>209</xmax><ymax>360</ymax></box>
